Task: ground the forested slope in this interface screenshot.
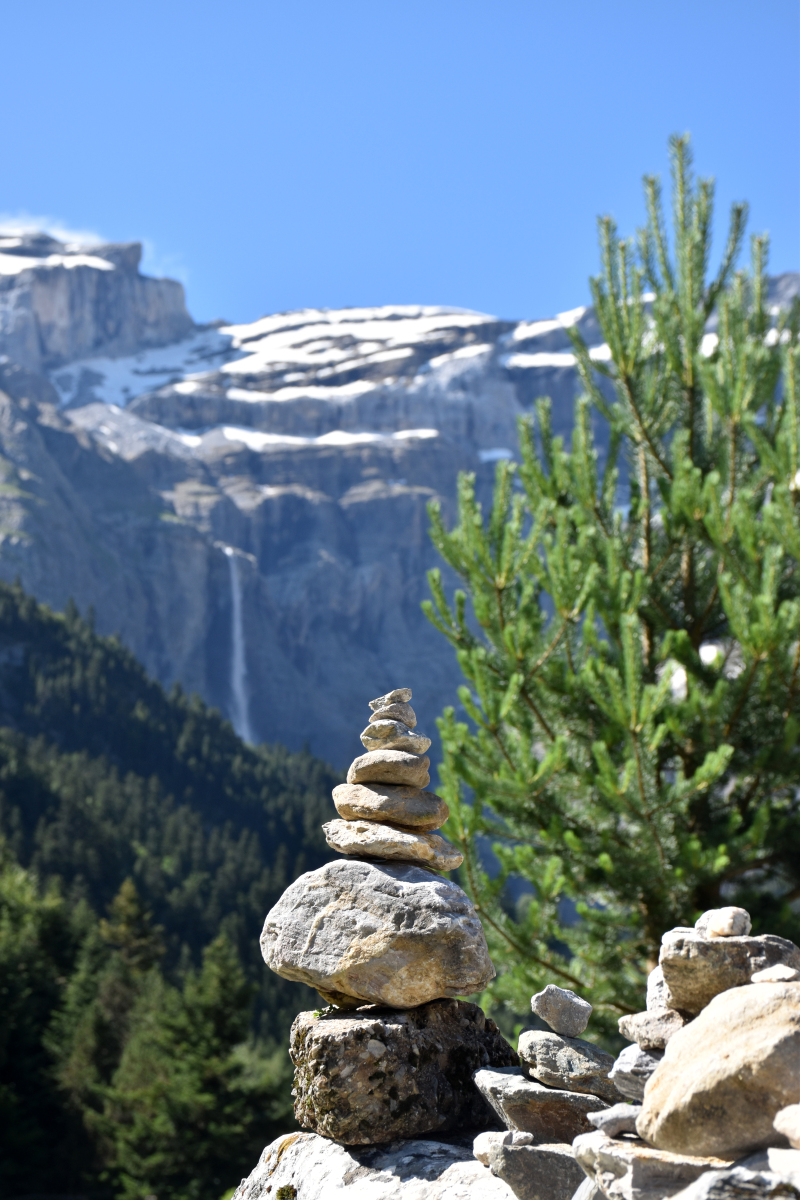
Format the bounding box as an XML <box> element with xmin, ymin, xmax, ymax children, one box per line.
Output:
<box><xmin>0</xmin><ymin>581</ymin><xmax>336</xmax><ymax>1199</ymax></box>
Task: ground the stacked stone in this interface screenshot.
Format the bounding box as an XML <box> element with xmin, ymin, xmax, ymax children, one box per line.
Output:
<box><xmin>258</xmin><ymin>687</ymin><xmax>519</xmax><ymax>1149</ymax></box>
<box><xmin>323</xmin><ymin>687</ymin><xmax>463</xmax><ymax>873</ymax></box>
<box><xmin>570</xmin><ymin>905</ymin><xmax>800</xmax><ymax>1200</ymax></box>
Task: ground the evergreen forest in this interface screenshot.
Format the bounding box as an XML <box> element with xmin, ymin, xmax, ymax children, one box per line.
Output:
<box><xmin>0</xmin><ymin>580</ymin><xmax>336</xmax><ymax>1200</ymax></box>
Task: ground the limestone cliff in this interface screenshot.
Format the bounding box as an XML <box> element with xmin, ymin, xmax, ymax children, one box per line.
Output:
<box><xmin>0</xmin><ymin>232</ymin><xmax>795</xmax><ymax>763</ymax></box>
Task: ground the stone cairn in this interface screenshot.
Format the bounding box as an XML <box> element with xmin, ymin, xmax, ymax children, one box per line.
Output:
<box><xmin>236</xmin><ymin>713</ymin><xmax>800</xmax><ymax>1200</ymax></box>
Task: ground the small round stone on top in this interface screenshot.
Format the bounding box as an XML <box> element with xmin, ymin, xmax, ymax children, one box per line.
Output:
<box><xmin>369</xmin><ymin>688</ymin><xmax>412</xmax><ymax>710</ymax></box>
<box><xmin>532</xmin><ymin>984</ymin><xmax>593</xmax><ymax>1037</ymax></box>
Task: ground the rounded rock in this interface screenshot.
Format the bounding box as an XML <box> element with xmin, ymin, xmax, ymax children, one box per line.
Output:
<box><xmin>332</xmin><ymin>781</ymin><xmax>448</xmax><ymax>830</ymax></box>
<box><xmin>369</xmin><ymin>687</ymin><xmax>412</xmax><ymax>710</ymax></box>
<box><xmin>347</xmin><ymin>750</ymin><xmax>431</xmax><ymax>788</ymax></box>
<box><xmin>695</xmin><ymin>906</ymin><xmax>752</xmax><ymax>938</ymax></box>
<box><xmin>260</xmin><ymin>857</ymin><xmax>495</xmax><ymax>1008</ymax></box>
<box><xmin>323</xmin><ymin>817</ymin><xmax>463</xmax><ymax>871</ymax></box>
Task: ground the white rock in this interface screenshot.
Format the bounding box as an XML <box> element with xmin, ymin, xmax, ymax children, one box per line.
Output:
<box><xmin>646</xmin><ymin>966</ymin><xmax>675</xmax><ymax>1011</ymax></box>
<box><xmin>573</xmin><ymin>1131</ymin><xmax>731</xmax><ymax>1200</ymax></box>
<box><xmin>360</xmin><ymin>719</ymin><xmax>431</xmax><ymax>755</ymax></box>
<box><xmin>261</xmin><ymin>857</ymin><xmax>494</xmax><ymax>1008</ymax></box>
<box><xmin>332</xmin><ymin>781</ymin><xmax>448</xmax><ymax>830</ymax></box>
<box><xmin>322</xmin><ymin>817</ymin><xmax>463</xmax><ymax>871</ymax></box>
<box><xmin>234</xmin><ymin>1131</ymin><xmax>518</xmax><ymax>1199</ymax></box>
<box><xmin>474</xmin><ymin>1130</ymin><xmax>512</xmax><ymax>1165</ymax></box>
<box><xmin>694</xmin><ymin>906</ymin><xmax>752</xmax><ymax>938</ymax></box>
<box><xmin>774</xmin><ymin>1104</ymin><xmax>800</xmax><ymax>1149</ymax></box>
<box><xmin>751</xmin><ymin>963</ymin><xmax>800</xmax><ymax>984</ymax></box>
<box><xmin>532</xmin><ymin>984</ymin><xmax>592</xmax><ymax>1036</ymax></box>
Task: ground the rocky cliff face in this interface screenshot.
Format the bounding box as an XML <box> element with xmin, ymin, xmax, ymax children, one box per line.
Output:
<box><xmin>0</xmin><ymin>232</ymin><xmax>796</xmax><ymax>764</ymax></box>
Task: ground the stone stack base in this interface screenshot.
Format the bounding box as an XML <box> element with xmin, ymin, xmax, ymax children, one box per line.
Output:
<box><xmin>289</xmin><ymin>998</ymin><xmax>518</xmax><ymax>1144</ymax></box>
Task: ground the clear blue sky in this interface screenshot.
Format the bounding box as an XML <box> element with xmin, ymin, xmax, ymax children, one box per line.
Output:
<box><xmin>4</xmin><ymin>0</ymin><xmax>799</xmax><ymax>324</ymax></box>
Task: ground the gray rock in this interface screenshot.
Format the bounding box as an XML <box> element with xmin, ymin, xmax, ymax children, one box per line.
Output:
<box><xmin>473</xmin><ymin>1066</ymin><xmax>607</xmax><ymax>1142</ymax></box>
<box><xmin>369</xmin><ymin>687</ymin><xmax>413</xmax><ymax>709</ymax></box>
<box><xmin>607</xmin><ymin>1045</ymin><xmax>663</xmax><ymax>1102</ymax></box>
<box><xmin>659</xmin><ymin>932</ymin><xmax>800</xmax><ymax>1014</ymax></box>
<box><xmin>322</xmin><ymin>817</ymin><xmax>462</xmax><ymax>870</ymax></box>
<box><xmin>738</xmin><ymin>1149</ymin><xmax>800</xmax><ymax>1186</ymax></box>
<box><xmin>332</xmin><ymin>781</ymin><xmax>448</xmax><ymax>830</ymax></box>
<box><xmin>474</xmin><ymin>1130</ymin><xmax>515</xmax><ymax>1164</ymax></box>
<box><xmin>290</xmin><ymin>998</ymin><xmax>517</xmax><ymax>1144</ymax></box>
<box><xmin>347</xmin><ymin>750</ymin><xmax>431</xmax><ymax>788</ymax></box>
<box><xmin>572</xmin><ymin>1176</ymin><xmax>602</xmax><ymax>1200</ymax></box>
<box><xmin>572</xmin><ymin>1131</ymin><xmax>731</xmax><ymax>1200</ymax></box>
<box><xmin>360</xmin><ymin>719</ymin><xmax>432</xmax><ymax>755</ymax></box>
<box><xmin>234</xmin><ymin>1131</ymin><xmax>518</xmax><ymax>1199</ymax></box>
<box><xmin>694</xmin><ymin>907</ymin><xmax>752</xmax><ymax>939</ymax></box>
<box><xmin>646</xmin><ymin>966</ymin><xmax>675</xmax><ymax>1011</ymax></box>
<box><xmin>532</xmin><ymin>985</ymin><xmax>593</xmax><ymax>1036</ymax></box>
<box><xmin>637</xmin><ymin>982</ymin><xmax>800</xmax><ymax>1159</ymax></box>
<box><xmin>617</xmin><ymin>1009</ymin><xmax>688</xmax><ymax>1050</ymax></box>
<box><xmin>774</xmin><ymin>1106</ymin><xmax>800</xmax><ymax>1149</ymax></box>
<box><xmin>370</xmin><ymin>701</ymin><xmax>417</xmax><ymax>728</ymax></box>
<box><xmin>517</xmin><ymin>1030</ymin><xmax>621</xmax><ymax>1103</ymax></box>
<box><xmin>666</xmin><ymin>1154</ymin><xmax>800</xmax><ymax>1200</ymax></box>
<box><xmin>587</xmin><ymin>1104</ymin><xmax>642</xmax><ymax>1138</ymax></box>
<box><xmin>487</xmin><ymin>1141</ymin><xmax>585</xmax><ymax>1200</ymax></box>
<box><xmin>261</xmin><ymin>857</ymin><xmax>494</xmax><ymax>1008</ymax></box>
<box><xmin>751</xmin><ymin>964</ymin><xmax>800</xmax><ymax>984</ymax></box>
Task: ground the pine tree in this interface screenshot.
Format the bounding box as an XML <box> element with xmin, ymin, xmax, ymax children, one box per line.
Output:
<box><xmin>424</xmin><ymin>136</ymin><xmax>800</xmax><ymax>1030</ymax></box>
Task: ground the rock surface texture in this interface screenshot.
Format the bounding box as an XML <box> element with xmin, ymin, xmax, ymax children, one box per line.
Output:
<box><xmin>290</xmin><ymin>1000</ymin><xmax>517</xmax><ymax>1144</ymax></box>
<box><xmin>608</xmin><ymin>1045</ymin><xmax>664</xmax><ymax>1102</ymax></box>
<box><xmin>332</xmin><ymin>782</ymin><xmax>448</xmax><ymax>830</ymax></box>
<box><xmin>618</xmin><ymin>1009</ymin><xmax>688</xmax><ymax>1050</ymax></box>
<box><xmin>637</xmin><ymin>981</ymin><xmax>800</xmax><ymax>1158</ymax></box>
<box><xmin>518</xmin><ymin>1029</ymin><xmax>621</xmax><ymax>1103</ymax></box>
<box><xmin>261</xmin><ymin>856</ymin><xmax>493</xmax><ymax>1007</ymax></box>
<box><xmin>347</xmin><ymin>751</ymin><xmax>431</xmax><ymax>788</ymax></box>
<box><xmin>659</xmin><ymin>931</ymin><xmax>800</xmax><ymax>1014</ymax></box>
<box><xmin>573</xmin><ymin>1131</ymin><xmax>730</xmax><ymax>1200</ymax></box>
<box><xmin>473</xmin><ymin>1066</ymin><xmax>608</xmax><ymax>1142</ymax></box>
<box><xmin>321</xmin><ymin>817</ymin><xmax>462</xmax><ymax>870</ymax></box>
<box><xmin>486</xmin><ymin>1141</ymin><xmax>585</xmax><ymax>1200</ymax></box>
<box><xmin>532</xmin><ymin>984</ymin><xmax>593</xmax><ymax>1036</ymax></box>
<box><xmin>233</xmin><ymin>1131</ymin><xmax>517</xmax><ymax>1199</ymax></box>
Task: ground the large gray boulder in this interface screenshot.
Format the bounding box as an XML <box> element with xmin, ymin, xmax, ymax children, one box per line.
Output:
<box><xmin>261</xmin><ymin>857</ymin><xmax>494</xmax><ymax>1008</ymax></box>
<box><xmin>517</xmin><ymin>1030</ymin><xmax>621</xmax><ymax>1103</ymax></box>
<box><xmin>572</xmin><ymin>1131</ymin><xmax>730</xmax><ymax>1200</ymax></box>
<box><xmin>233</xmin><ymin>1131</ymin><xmax>517</xmax><ymax>1199</ymax></box>
<box><xmin>659</xmin><ymin>931</ymin><xmax>800</xmax><ymax>1014</ymax></box>
<box><xmin>487</xmin><ymin>1141</ymin><xmax>585</xmax><ymax>1200</ymax></box>
<box><xmin>637</xmin><ymin>982</ymin><xmax>800</xmax><ymax>1158</ymax></box>
<box><xmin>290</xmin><ymin>999</ymin><xmax>517</xmax><ymax>1144</ymax></box>
<box><xmin>473</xmin><ymin>1066</ymin><xmax>607</xmax><ymax>1142</ymax></box>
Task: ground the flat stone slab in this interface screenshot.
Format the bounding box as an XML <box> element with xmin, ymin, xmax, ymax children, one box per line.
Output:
<box><xmin>347</xmin><ymin>750</ymin><xmax>431</xmax><ymax>788</ymax></box>
<box><xmin>369</xmin><ymin>700</ymin><xmax>417</xmax><ymax>727</ymax></box>
<box><xmin>518</xmin><ymin>1030</ymin><xmax>621</xmax><ymax>1103</ymax></box>
<box><xmin>369</xmin><ymin>687</ymin><xmax>413</xmax><ymax>709</ymax></box>
<box><xmin>261</xmin><ymin>857</ymin><xmax>494</xmax><ymax>1008</ymax></box>
<box><xmin>659</xmin><ymin>931</ymin><xmax>800</xmax><ymax>1014</ymax></box>
<box><xmin>487</xmin><ymin>1141</ymin><xmax>585</xmax><ymax>1200</ymax></box>
<box><xmin>572</xmin><ymin>1131</ymin><xmax>731</xmax><ymax>1200</ymax></box>
<box><xmin>588</xmin><ymin>1104</ymin><xmax>641</xmax><ymax>1137</ymax></box>
<box><xmin>668</xmin><ymin>1150</ymin><xmax>800</xmax><ymax>1200</ymax></box>
<box><xmin>360</xmin><ymin>719</ymin><xmax>431</xmax><ymax>755</ymax></box>
<box><xmin>637</xmin><ymin>982</ymin><xmax>800</xmax><ymax>1159</ymax></box>
<box><xmin>322</xmin><ymin>817</ymin><xmax>463</xmax><ymax>871</ymax></box>
<box><xmin>332</xmin><ymin>781</ymin><xmax>448</xmax><ymax>830</ymax></box>
<box><xmin>290</xmin><ymin>998</ymin><xmax>517</xmax><ymax>1144</ymax></box>
<box><xmin>473</xmin><ymin>1066</ymin><xmax>607</xmax><ymax>1142</ymax></box>
<box><xmin>233</xmin><ymin>1131</ymin><xmax>517</xmax><ymax>1199</ymax></box>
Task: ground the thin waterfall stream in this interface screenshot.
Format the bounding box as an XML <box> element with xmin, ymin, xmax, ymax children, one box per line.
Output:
<box><xmin>223</xmin><ymin>546</ymin><xmax>254</xmax><ymax>743</ymax></box>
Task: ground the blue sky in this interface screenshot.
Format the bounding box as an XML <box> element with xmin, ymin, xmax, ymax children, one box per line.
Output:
<box><xmin>3</xmin><ymin>0</ymin><xmax>798</xmax><ymax>324</ymax></box>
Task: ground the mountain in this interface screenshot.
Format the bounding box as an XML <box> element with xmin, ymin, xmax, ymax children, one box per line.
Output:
<box><xmin>0</xmin><ymin>231</ymin><xmax>797</xmax><ymax>763</ymax></box>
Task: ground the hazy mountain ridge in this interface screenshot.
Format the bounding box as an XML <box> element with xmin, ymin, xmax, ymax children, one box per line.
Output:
<box><xmin>0</xmin><ymin>232</ymin><xmax>796</xmax><ymax>762</ymax></box>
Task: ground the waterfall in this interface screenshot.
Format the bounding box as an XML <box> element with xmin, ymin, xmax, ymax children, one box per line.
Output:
<box><xmin>223</xmin><ymin>546</ymin><xmax>255</xmax><ymax>744</ymax></box>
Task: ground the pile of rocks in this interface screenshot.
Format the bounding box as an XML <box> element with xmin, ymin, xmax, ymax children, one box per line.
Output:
<box><xmin>234</xmin><ymin>712</ymin><xmax>800</xmax><ymax>1200</ymax></box>
<box><xmin>572</xmin><ymin>905</ymin><xmax>800</xmax><ymax>1200</ymax></box>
